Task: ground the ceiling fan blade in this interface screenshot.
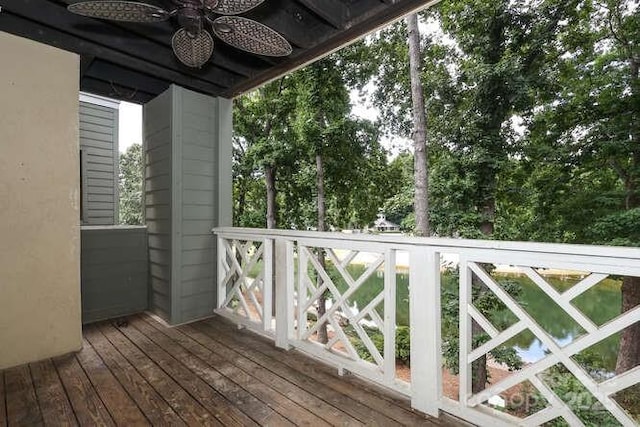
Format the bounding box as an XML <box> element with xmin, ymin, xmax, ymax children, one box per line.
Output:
<box><xmin>211</xmin><ymin>16</ymin><xmax>292</xmax><ymax>57</ymax></box>
<box><xmin>67</xmin><ymin>1</ymin><xmax>170</xmax><ymax>22</ymax></box>
<box><xmin>207</xmin><ymin>0</ymin><xmax>265</xmax><ymax>16</ymax></box>
<box><xmin>172</xmin><ymin>28</ymin><xmax>215</xmax><ymax>68</ymax></box>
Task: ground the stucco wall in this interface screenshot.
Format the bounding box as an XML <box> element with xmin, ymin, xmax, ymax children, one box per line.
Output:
<box><xmin>0</xmin><ymin>32</ymin><xmax>82</xmax><ymax>369</ymax></box>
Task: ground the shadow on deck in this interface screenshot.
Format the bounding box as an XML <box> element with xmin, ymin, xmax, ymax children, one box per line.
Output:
<box><xmin>0</xmin><ymin>313</ymin><xmax>467</xmax><ymax>426</ymax></box>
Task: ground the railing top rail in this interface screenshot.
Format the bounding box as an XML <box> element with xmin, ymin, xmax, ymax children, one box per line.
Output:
<box><xmin>212</xmin><ymin>227</ymin><xmax>640</xmax><ymax>261</ymax></box>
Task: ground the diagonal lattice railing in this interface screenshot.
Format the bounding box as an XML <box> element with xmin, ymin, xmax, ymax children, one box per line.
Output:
<box><xmin>458</xmin><ymin>258</ymin><xmax>640</xmax><ymax>427</ymax></box>
<box><xmin>293</xmin><ymin>241</ymin><xmax>402</xmax><ymax>390</ymax></box>
<box><xmin>213</xmin><ymin>227</ymin><xmax>640</xmax><ymax>426</ymax></box>
<box><xmin>215</xmin><ymin>234</ymin><xmax>273</xmax><ymax>334</ymax></box>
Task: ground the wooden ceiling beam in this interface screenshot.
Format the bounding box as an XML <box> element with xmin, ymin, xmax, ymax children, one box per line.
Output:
<box><xmin>246</xmin><ymin>0</ymin><xmax>334</xmax><ymax>49</ymax></box>
<box><xmin>85</xmin><ymin>60</ymin><xmax>173</xmax><ymax>95</ymax></box>
<box><xmin>80</xmin><ymin>55</ymin><xmax>96</xmax><ymax>78</ymax></box>
<box><xmin>295</xmin><ymin>0</ymin><xmax>350</xmax><ymax>30</ymax></box>
<box><xmin>81</xmin><ymin>77</ymin><xmax>157</xmax><ymax>104</ymax></box>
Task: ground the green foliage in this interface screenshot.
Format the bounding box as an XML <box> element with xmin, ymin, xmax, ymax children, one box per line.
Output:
<box><xmin>118</xmin><ymin>143</ymin><xmax>143</xmax><ymax>225</ymax></box>
<box><xmin>395</xmin><ymin>326</ymin><xmax>411</xmax><ymax>364</ymax></box>
<box><xmin>521</xmin><ymin>359</ymin><xmax>624</xmax><ymax>426</ymax></box>
<box><xmin>350</xmin><ymin>325</ymin><xmax>411</xmax><ymax>365</ymax></box>
<box><xmin>233</xmin><ymin>54</ymin><xmax>392</xmax><ymax>231</ymax></box>
<box><xmin>381</xmin><ymin>152</ymin><xmax>415</xmax><ymax>227</ymax></box>
<box><xmin>517</xmin><ymin>0</ymin><xmax>640</xmax><ymax>245</ymax></box>
<box><xmin>590</xmin><ymin>208</ymin><xmax>640</xmax><ymax>246</ymax></box>
<box><xmin>441</xmin><ymin>267</ymin><xmax>524</xmax><ymax>375</ymax></box>
<box><xmin>233</xmin><ymin>77</ymin><xmax>299</xmax><ymax>228</ymax></box>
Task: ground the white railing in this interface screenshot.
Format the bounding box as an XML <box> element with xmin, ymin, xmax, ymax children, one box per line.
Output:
<box><xmin>213</xmin><ymin>227</ymin><xmax>640</xmax><ymax>427</ymax></box>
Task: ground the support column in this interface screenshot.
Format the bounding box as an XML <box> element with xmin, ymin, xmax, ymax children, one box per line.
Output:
<box><xmin>144</xmin><ymin>85</ymin><xmax>232</xmax><ymax>325</ymax></box>
<box><xmin>0</xmin><ymin>33</ymin><xmax>81</xmax><ymax>369</ymax></box>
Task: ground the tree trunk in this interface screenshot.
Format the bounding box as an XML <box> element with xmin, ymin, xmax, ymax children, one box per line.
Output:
<box><xmin>264</xmin><ymin>165</ymin><xmax>278</xmax><ymax>317</ymax></box>
<box><xmin>236</xmin><ymin>178</ymin><xmax>246</xmax><ymax>224</ymax></box>
<box><xmin>474</xmin><ymin>191</ymin><xmax>496</xmax><ymax>393</ymax></box>
<box><xmin>316</xmin><ymin>153</ymin><xmax>328</xmax><ymax>344</ymax></box>
<box><xmin>472</xmin><ymin>321</ymin><xmax>489</xmax><ymax>394</ymax></box>
<box><xmin>479</xmin><ymin>197</ymin><xmax>496</xmax><ymax>236</ymax></box>
<box><xmin>316</xmin><ymin>154</ymin><xmax>326</xmax><ymax>233</ymax></box>
<box><xmin>406</xmin><ymin>13</ymin><xmax>430</xmax><ymax>237</ymax></box>
<box><xmin>265</xmin><ymin>165</ymin><xmax>277</xmax><ymax>229</ymax></box>
<box><xmin>616</xmin><ymin>276</ymin><xmax>640</xmax><ymax>374</ymax></box>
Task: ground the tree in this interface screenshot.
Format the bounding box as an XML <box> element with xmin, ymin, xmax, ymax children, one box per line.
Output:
<box><xmin>294</xmin><ymin>58</ymin><xmax>353</xmax><ymax>344</ymax></box>
<box><xmin>522</xmin><ymin>0</ymin><xmax>640</xmax><ymax>375</ymax></box>
<box><xmin>342</xmin><ymin>14</ymin><xmax>460</xmax><ymax>235</ymax></box>
<box><xmin>118</xmin><ymin>143</ymin><xmax>143</xmax><ymax>225</ymax></box>
<box><xmin>434</xmin><ymin>0</ymin><xmax>578</xmax><ymax>392</ymax></box>
<box><xmin>287</xmin><ymin>56</ymin><xmax>390</xmax><ymax>342</ymax></box>
<box><xmin>407</xmin><ymin>13</ymin><xmax>430</xmax><ymax>236</ymax></box>
<box><xmin>381</xmin><ymin>152</ymin><xmax>415</xmax><ymax>228</ymax></box>
<box><xmin>234</xmin><ymin>77</ymin><xmax>298</xmax><ymax>229</ymax></box>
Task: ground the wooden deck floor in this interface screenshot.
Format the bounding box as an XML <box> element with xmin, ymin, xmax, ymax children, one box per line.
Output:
<box><xmin>0</xmin><ymin>313</ymin><xmax>463</xmax><ymax>426</ymax></box>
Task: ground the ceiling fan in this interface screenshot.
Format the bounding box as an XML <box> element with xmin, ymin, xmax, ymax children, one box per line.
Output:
<box><xmin>67</xmin><ymin>0</ymin><xmax>292</xmax><ymax>68</ymax></box>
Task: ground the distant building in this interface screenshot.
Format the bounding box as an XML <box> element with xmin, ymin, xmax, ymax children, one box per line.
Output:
<box><xmin>373</xmin><ymin>213</ymin><xmax>400</xmax><ymax>232</ymax></box>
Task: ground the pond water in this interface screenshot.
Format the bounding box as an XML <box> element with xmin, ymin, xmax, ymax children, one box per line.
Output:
<box><xmin>333</xmin><ymin>265</ymin><xmax>622</xmax><ymax>372</ymax></box>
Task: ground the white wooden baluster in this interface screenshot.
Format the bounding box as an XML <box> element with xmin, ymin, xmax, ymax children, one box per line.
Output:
<box><xmin>297</xmin><ymin>245</ymin><xmax>309</xmax><ymax>341</ymax></box>
<box><xmin>410</xmin><ymin>247</ymin><xmax>442</xmax><ymax>417</ymax></box>
<box><xmin>263</xmin><ymin>238</ymin><xmax>273</xmax><ymax>332</ymax></box>
<box><xmin>217</xmin><ymin>236</ymin><xmax>227</xmax><ymax>309</ymax></box>
<box><xmin>275</xmin><ymin>238</ymin><xmax>294</xmax><ymax>350</ymax></box>
<box><xmin>383</xmin><ymin>249</ymin><xmax>397</xmax><ymax>385</ymax></box>
<box><xmin>458</xmin><ymin>256</ymin><xmax>472</xmax><ymax>406</ymax></box>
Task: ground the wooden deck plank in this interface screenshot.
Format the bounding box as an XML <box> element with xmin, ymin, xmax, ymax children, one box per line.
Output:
<box><xmin>158</xmin><ymin>319</ymin><xmax>366</xmax><ymax>427</ymax></box>
<box><xmin>1</xmin><ymin>314</ymin><xmax>461</xmax><ymax>427</ymax></box>
<box><xmin>198</xmin><ymin>316</ymin><xmax>443</xmax><ymax>426</ymax></box>
<box><xmin>83</xmin><ymin>326</ymin><xmax>186</xmax><ymax>426</ymax></box>
<box><xmin>115</xmin><ymin>321</ymin><xmax>260</xmax><ymax>427</ymax></box>
<box><xmin>132</xmin><ymin>315</ymin><xmax>320</xmax><ymax>427</ymax></box>
<box><xmin>96</xmin><ymin>323</ymin><xmax>232</xmax><ymax>427</ymax></box>
<box><xmin>187</xmin><ymin>321</ymin><xmax>405</xmax><ymax>426</ymax></box>
<box><xmin>129</xmin><ymin>317</ymin><xmax>293</xmax><ymax>427</ymax></box>
<box><xmin>53</xmin><ymin>354</ymin><xmax>115</xmax><ymax>426</ymax></box>
<box><xmin>76</xmin><ymin>338</ymin><xmax>150</xmax><ymax>426</ymax></box>
<box><xmin>4</xmin><ymin>365</ymin><xmax>43</xmax><ymax>426</ymax></box>
<box><xmin>0</xmin><ymin>372</ymin><xmax>6</xmax><ymax>427</ymax></box>
<box><xmin>29</xmin><ymin>360</ymin><xmax>78</xmax><ymax>427</ymax></box>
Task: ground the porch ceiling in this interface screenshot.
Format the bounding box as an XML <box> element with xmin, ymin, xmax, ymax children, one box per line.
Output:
<box><xmin>0</xmin><ymin>0</ymin><xmax>437</xmax><ymax>103</ymax></box>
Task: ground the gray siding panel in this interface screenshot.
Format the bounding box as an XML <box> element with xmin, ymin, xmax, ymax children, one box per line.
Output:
<box><xmin>80</xmin><ymin>100</ymin><xmax>118</xmax><ymax>225</ymax></box>
<box><xmin>143</xmin><ymin>85</ymin><xmax>229</xmax><ymax>325</ymax></box>
<box><xmin>82</xmin><ymin>103</ymin><xmax>117</xmax><ymax>119</ymax></box>
<box><xmin>81</xmin><ymin>226</ymin><xmax>148</xmax><ymax>324</ymax></box>
<box><xmin>176</xmin><ymin>87</ymin><xmax>218</xmax><ymax>323</ymax></box>
<box><xmin>144</xmin><ymin>89</ymin><xmax>173</xmax><ymax>323</ymax></box>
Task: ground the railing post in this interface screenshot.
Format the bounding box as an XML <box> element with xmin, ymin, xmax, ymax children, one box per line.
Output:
<box><xmin>275</xmin><ymin>238</ymin><xmax>294</xmax><ymax>350</ymax></box>
<box><xmin>409</xmin><ymin>247</ymin><xmax>442</xmax><ymax>417</ymax></box>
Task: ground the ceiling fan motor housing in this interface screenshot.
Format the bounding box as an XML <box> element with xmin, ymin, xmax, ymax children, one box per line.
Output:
<box><xmin>177</xmin><ymin>7</ymin><xmax>203</xmax><ymax>35</ymax></box>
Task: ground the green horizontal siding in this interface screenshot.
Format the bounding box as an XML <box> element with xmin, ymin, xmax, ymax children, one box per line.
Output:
<box><xmin>81</xmin><ymin>226</ymin><xmax>148</xmax><ymax>324</ymax></box>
